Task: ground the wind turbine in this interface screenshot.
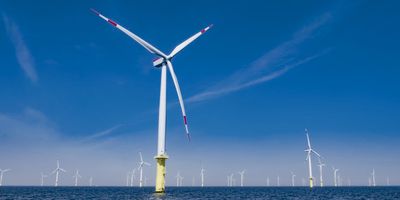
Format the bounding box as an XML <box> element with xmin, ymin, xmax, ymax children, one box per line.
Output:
<box><xmin>304</xmin><ymin>129</ymin><xmax>321</xmax><ymax>188</ymax></box>
<box><xmin>51</xmin><ymin>160</ymin><xmax>66</xmax><ymax>187</ymax></box>
<box><xmin>332</xmin><ymin>167</ymin><xmax>339</xmax><ymax>187</ymax></box>
<box><xmin>317</xmin><ymin>158</ymin><xmax>325</xmax><ymax>187</ymax></box>
<box><xmin>229</xmin><ymin>173</ymin><xmax>235</xmax><ymax>187</ymax></box>
<box><xmin>138</xmin><ymin>152</ymin><xmax>151</xmax><ymax>187</ymax></box>
<box><xmin>72</xmin><ymin>169</ymin><xmax>82</xmax><ymax>186</ymax></box>
<box><xmin>277</xmin><ymin>175</ymin><xmax>280</xmax><ymax>186</ymax></box>
<box><xmin>238</xmin><ymin>170</ymin><xmax>246</xmax><ymax>187</ymax></box>
<box><xmin>126</xmin><ymin>171</ymin><xmax>131</xmax><ymax>186</ymax></box>
<box><xmin>200</xmin><ymin>166</ymin><xmax>205</xmax><ymax>187</ymax></box>
<box><xmin>0</xmin><ymin>169</ymin><xmax>11</xmax><ymax>186</ymax></box>
<box><xmin>266</xmin><ymin>176</ymin><xmax>270</xmax><ymax>187</ymax></box>
<box><xmin>130</xmin><ymin>169</ymin><xmax>136</xmax><ymax>187</ymax></box>
<box><xmin>371</xmin><ymin>169</ymin><xmax>376</xmax><ymax>187</ymax></box>
<box><xmin>176</xmin><ymin>171</ymin><xmax>183</xmax><ymax>186</ymax></box>
<box><xmin>40</xmin><ymin>172</ymin><xmax>47</xmax><ymax>186</ymax></box>
<box><xmin>290</xmin><ymin>171</ymin><xmax>296</xmax><ymax>187</ymax></box>
<box><xmin>89</xmin><ymin>177</ymin><xmax>93</xmax><ymax>186</ymax></box>
<box><xmin>91</xmin><ymin>9</ymin><xmax>212</xmax><ymax>194</ymax></box>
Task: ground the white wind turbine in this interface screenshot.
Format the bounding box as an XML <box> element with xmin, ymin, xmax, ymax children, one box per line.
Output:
<box><xmin>40</xmin><ymin>172</ymin><xmax>47</xmax><ymax>186</ymax></box>
<box><xmin>138</xmin><ymin>152</ymin><xmax>151</xmax><ymax>187</ymax></box>
<box><xmin>371</xmin><ymin>169</ymin><xmax>376</xmax><ymax>187</ymax></box>
<box><xmin>238</xmin><ymin>170</ymin><xmax>246</xmax><ymax>187</ymax></box>
<box><xmin>72</xmin><ymin>169</ymin><xmax>82</xmax><ymax>186</ymax></box>
<box><xmin>304</xmin><ymin>129</ymin><xmax>321</xmax><ymax>188</ymax></box>
<box><xmin>229</xmin><ymin>173</ymin><xmax>235</xmax><ymax>187</ymax></box>
<box><xmin>290</xmin><ymin>171</ymin><xmax>296</xmax><ymax>187</ymax></box>
<box><xmin>332</xmin><ymin>167</ymin><xmax>339</xmax><ymax>187</ymax></box>
<box><xmin>317</xmin><ymin>158</ymin><xmax>325</xmax><ymax>187</ymax></box>
<box><xmin>0</xmin><ymin>169</ymin><xmax>11</xmax><ymax>186</ymax></box>
<box><xmin>89</xmin><ymin>177</ymin><xmax>93</xmax><ymax>186</ymax></box>
<box><xmin>126</xmin><ymin>171</ymin><xmax>131</xmax><ymax>186</ymax></box>
<box><xmin>266</xmin><ymin>176</ymin><xmax>270</xmax><ymax>187</ymax></box>
<box><xmin>277</xmin><ymin>175</ymin><xmax>280</xmax><ymax>186</ymax></box>
<box><xmin>130</xmin><ymin>169</ymin><xmax>136</xmax><ymax>187</ymax></box>
<box><xmin>51</xmin><ymin>160</ymin><xmax>66</xmax><ymax>187</ymax></box>
<box><xmin>176</xmin><ymin>171</ymin><xmax>183</xmax><ymax>187</ymax></box>
<box><xmin>200</xmin><ymin>166</ymin><xmax>205</xmax><ymax>187</ymax></box>
<box><xmin>91</xmin><ymin>8</ymin><xmax>212</xmax><ymax>194</ymax></box>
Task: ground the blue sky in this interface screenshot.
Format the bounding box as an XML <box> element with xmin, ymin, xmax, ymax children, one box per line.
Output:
<box><xmin>0</xmin><ymin>0</ymin><xmax>399</xmax><ymax>186</ymax></box>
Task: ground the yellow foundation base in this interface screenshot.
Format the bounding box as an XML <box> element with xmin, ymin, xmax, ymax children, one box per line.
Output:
<box><xmin>309</xmin><ymin>178</ymin><xmax>313</xmax><ymax>188</ymax></box>
<box><xmin>155</xmin><ymin>154</ymin><xmax>168</xmax><ymax>193</ymax></box>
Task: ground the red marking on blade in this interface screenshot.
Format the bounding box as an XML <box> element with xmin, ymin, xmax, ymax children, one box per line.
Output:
<box><xmin>153</xmin><ymin>57</ymin><xmax>162</xmax><ymax>62</ymax></box>
<box><xmin>108</xmin><ymin>19</ymin><xmax>117</xmax><ymax>26</ymax></box>
<box><xmin>201</xmin><ymin>29</ymin><xmax>206</xmax><ymax>33</ymax></box>
<box><xmin>90</xmin><ymin>8</ymin><xmax>100</xmax><ymax>16</ymax></box>
<box><xmin>183</xmin><ymin>116</ymin><xmax>187</xmax><ymax>124</ymax></box>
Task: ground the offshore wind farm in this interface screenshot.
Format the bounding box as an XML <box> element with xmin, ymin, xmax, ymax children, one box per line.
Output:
<box><xmin>1</xmin><ymin>0</ymin><xmax>400</xmax><ymax>199</ymax></box>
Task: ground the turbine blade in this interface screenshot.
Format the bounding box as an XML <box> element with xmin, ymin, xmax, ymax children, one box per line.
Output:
<box><xmin>168</xmin><ymin>24</ymin><xmax>213</xmax><ymax>58</ymax></box>
<box><xmin>144</xmin><ymin>162</ymin><xmax>151</xmax><ymax>166</ymax></box>
<box><xmin>139</xmin><ymin>152</ymin><xmax>143</xmax><ymax>162</ymax></box>
<box><xmin>60</xmin><ymin>168</ymin><xmax>66</xmax><ymax>173</ymax></box>
<box><xmin>91</xmin><ymin>9</ymin><xmax>167</xmax><ymax>58</ymax></box>
<box><xmin>305</xmin><ymin>129</ymin><xmax>311</xmax><ymax>148</ymax></box>
<box><xmin>166</xmin><ymin>60</ymin><xmax>190</xmax><ymax>141</ymax></box>
<box><xmin>312</xmin><ymin>149</ymin><xmax>321</xmax><ymax>157</ymax></box>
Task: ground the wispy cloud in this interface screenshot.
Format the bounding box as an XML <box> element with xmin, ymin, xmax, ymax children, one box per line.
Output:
<box><xmin>188</xmin><ymin>13</ymin><xmax>332</xmax><ymax>103</ymax></box>
<box><xmin>3</xmin><ymin>14</ymin><xmax>38</xmax><ymax>83</ymax></box>
<box><xmin>81</xmin><ymin>124</ymin><xmax>123</xmax><ymax>142</ymax></box>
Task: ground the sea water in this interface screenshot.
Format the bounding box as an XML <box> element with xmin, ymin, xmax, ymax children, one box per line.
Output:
<box><xmin>0</xmin><ymin>186</ymin><xmax>399</xmax><ymax>199</ymax></box>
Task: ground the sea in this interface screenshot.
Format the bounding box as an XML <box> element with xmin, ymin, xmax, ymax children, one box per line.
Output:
<box><xmin>0</xmin><ymin>186</ymin><xmax>399</xmax><ymax>200</ymax></box>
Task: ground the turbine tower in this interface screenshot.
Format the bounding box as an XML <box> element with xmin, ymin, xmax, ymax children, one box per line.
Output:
<box><xmin>72</xmin><ymin>169</ymin><xmax>82</xmax><ymax>186</ymax></box>
<box><xmin>200</xmin><ymin>166</ymin><xmax>205</xmax><ymax>187</ymax></box>
<box><xmin>89</xmin><ymin>177</ymin><xmax>93</xmax><ymax>186</ymax></box>
<box><xmin>238</xmin><ymin>170</ymin><xmax>246</xmax><ymax>187</ymax></box>
<box><xmin>304</xmin><ymin>128</ymin><xmax>321</xmax><ymax>188</ymax></box>
<box><xmin>138</xmin><ymin>152</ymin><xmax>151</xmax><ymax>187</ymax></box>
<box><xmin>130</xmin><ymin>169</ymin><xmax>136</xmax><ymax>187</ymax></box>
<box><xmin>332</xmin><ymin>167</ymin><xmax>339</xmax><ymax>187</ymax></box>
<box><xmin>91</xmin><ymin>9</ymin><xmax>212</xmax><ymax>193</ymax></box>
<box><xmin>0</xmin><ymin>169</ymin><xmax>11</xmax><ymax>186</ymax></box>
<box><xmin>317</xmin><ymin>158</ymin><xmax>325</xmax><ymax>187</ymax></box>
<box><xmin>371</xmin><ymin>169</ymin><xmax>376</xmax><ymax>187</ymax></box>
<box><xmin>266</xmin><ymin>176</ymin><xmax>270</xmax><ymax>187</ymax></box>
<box><xmin>290</xmin><ymin>171</ymin><xmax>296</xmax><ymax>187</ymax></box>
<box><xmin>51</xmin><ymin>160</ymin><xmax>66</xmax><ymax>187</ymax></box>
<box><xmin>176</xmin><ymin>171</ymin><xmax>183</xmax><ymax>186</ymax></box>
<box><xmin>126</xmin><ymin>171</ymin><xmax>131</xmax><ymax>186</ymax></box>
<box><xmin>277</xmin><ymin>175</ymin><xmax>280</xmax><ymax>186</ymax></box>
<box><xmin>40</xmin><ymin>172</ymin><xmax>47</xmax><ymax>186</ymax></box>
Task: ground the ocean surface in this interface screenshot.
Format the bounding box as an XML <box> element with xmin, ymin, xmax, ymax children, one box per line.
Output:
<box><xmin>0</xmin><ymin>186</ymin><xmax>399</xmax><ymax>200</ymax></box>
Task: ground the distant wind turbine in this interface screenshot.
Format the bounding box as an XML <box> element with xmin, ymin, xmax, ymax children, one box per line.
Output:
<box><xmin>0</xmin><ymin>169</ymin><xmax>11</xmax><ymax>186</ymax></box>
<box><xmin>40</xmin><ymin>172</ymin><xmax>47</xmax><ymax>186</ymax></box>
<box><xmin>89</xmin><ymin>177</ymin><xmax>93</xmax><ymax>186</ymax></box>
<box><xmin>51</xmin><ymin>160</ymin><xmax>66</xmax><ymax>187</ymax></box>
<box><xmin>200</xmin><ymin>166</ymin><xmax>205</xmax><ymax>187</ymax></box>
<box><xmin>176</xmin><ymin>171</ymin><xmax>183</xmax><ymax>187</ymax></box>
<box><xmin>317</xmin><ymin>158</ymin><xmax>325</xmax><ymax>187</ymax></box>
<box><xmin>72</xmin><ymin>170</ymin><xmax>82</xmax><ymax>186</ymax></box>
<box><xmin>138</xmin><ymin>152</ymin><xmax>151</xmax><ymax>187</ymax></box>
<box><xmin>126</xmin><ymin>171</ymin><xmax>131</xmax><ymax>186</ymax></box>
<box><xmin>304</xmin><ymin>129</ymin><xmax>321</xmax><ymax>188</ymax></box>
<box><xmin>277</xmin><ymin>175</ymin><xmax>280</xmax><ymax>186</ymax></box>
<box><xmin>332</xmin><ymin>167</ymin><xmax>339</xmax><ymax>187</ymax></box>
<box><xmin>130</xmin><ymin>169</ymin><xmax>136</xmax><ymax>187</ymax></box>
<box><xmin>238</xmin><ymin>170</ymin><xmax>246</xmax><ymax>187</ymax></box>
<box><xmin>91</xmin><ymin>9</ymin><xmax>212</xmax><ymax>193</ymax></box>
<box><xmin>371</xmin><ymin>169</ymin><xmax>376</xmax><ymax>187</ymax></box>
<box><xmin>290</xmin><ymin>171</ymin><xmax>296</xmax><ymax>187</ymax></box>
<box><xmin>266</xmin><ymin>176</ymin><xmax>270</xmax><ymax>187</ymax></box>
